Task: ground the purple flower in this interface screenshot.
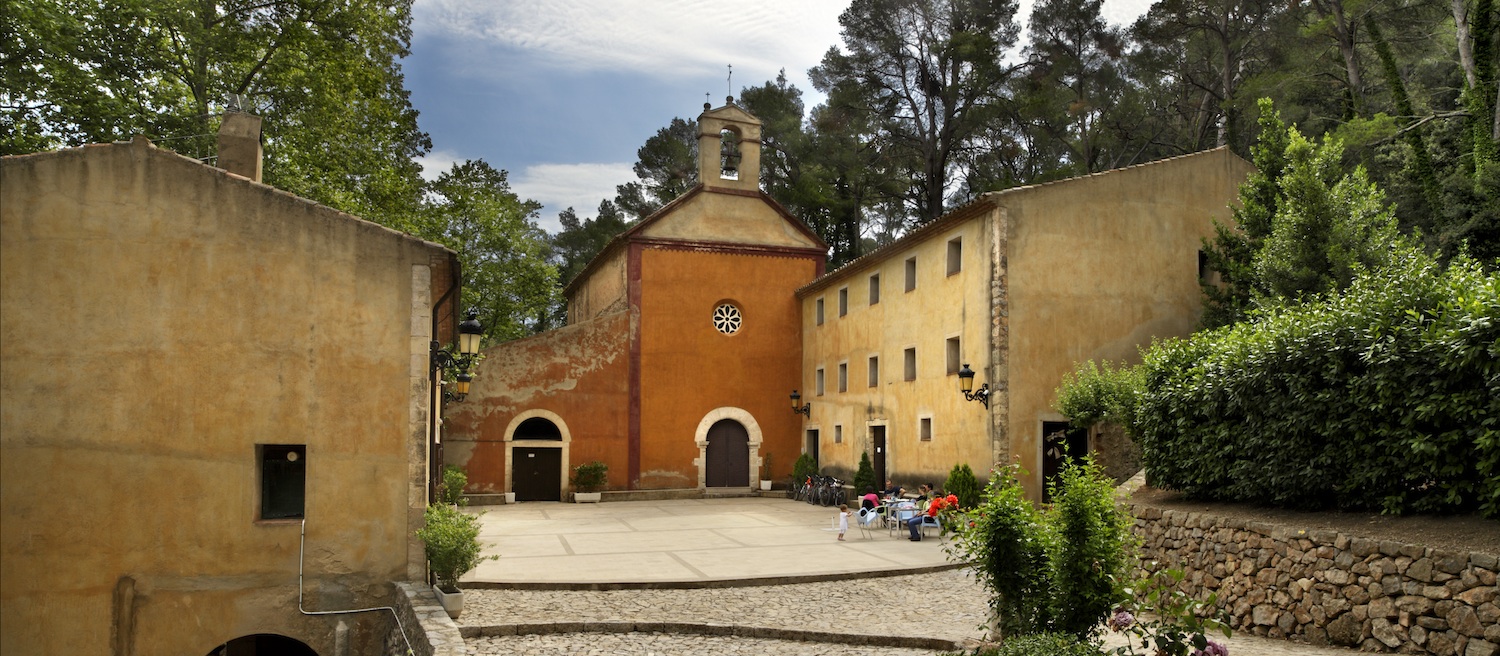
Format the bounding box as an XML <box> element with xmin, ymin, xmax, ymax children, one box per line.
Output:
<box><xmin>1191</xmin><ymin>639</ymin><xmax>1228</xmax><ymax>656</ymax></box>
<box><xmin>1108</xmin><ymin>609</ymin><xmax>1134</xmax><ymax>631</ymax></box>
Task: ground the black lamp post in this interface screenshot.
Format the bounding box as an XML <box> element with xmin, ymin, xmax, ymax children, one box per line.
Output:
<box><xmin>790</xmin><ymin>390</ymin><xmax>811</xmax><ymax>416</ymax></box>
<box><xmin>433</xmin><ymin>308</ymin><xmax>483</xmax><ymax>403</ymax></box>
<box><xmin>958</xmin><ymin>363</ymin><xmax>990</xmax><ymax>409</ymax></box>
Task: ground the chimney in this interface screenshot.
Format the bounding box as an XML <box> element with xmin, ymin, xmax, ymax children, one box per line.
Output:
<box><xmin>217</xmin><ymin>111</ymin><xmax>263</xmax><ymax>182</ymax></box>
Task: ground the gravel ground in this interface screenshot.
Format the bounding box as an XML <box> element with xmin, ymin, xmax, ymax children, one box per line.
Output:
<box><xmin>463</xmin><ymin>631</ymin><xmax>939</xmax><ymax>656</ymax></box>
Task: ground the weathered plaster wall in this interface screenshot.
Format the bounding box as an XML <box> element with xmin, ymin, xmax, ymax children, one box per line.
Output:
<box><xmin>0</xmin><ymin>140</ymin><xmax>443</xmax><ymax>655</ymax></box>
<box><xmin>638</xmin><ymin>246</ymin><xmax>815</xmax><ymax>488</ymax></box>
<box><xmin>444</xmin><ymin>310</ymin><xmax>631</xmax><ymax>493</ymax></box>
<box><xmin>567</xmin><ymin>246</ymin><xmax>626</xmax><ymax>323</ymax></box>
<box><xmin>1002</xmin><ymin>148</ymin><xmax>1252</xmax><ymax>499</ymax></box>
<box><xmin>638</xmin><ymin>190</ymin><xmax>821</xmax><ymax>251</ymax></box>
<box><xmin>798</xmin><ymin>213</ymin><xmax>995</xmax><ymax>486</ymax></box>
<box><xmin>1132</xmin><ymin>505</ymin><xmax>1500</xmax><ymax>655</ymax></box>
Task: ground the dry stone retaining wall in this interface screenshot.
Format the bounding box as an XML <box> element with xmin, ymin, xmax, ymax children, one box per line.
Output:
<box><xmin>1131</xmin><ymin>505</ymin><xmax>1499</xmax><ymax>656</ymax></box>
<box><xmin>386</xmin><ymin>582</ymin><xmax>465</xmax><ymax>656</ymax></box>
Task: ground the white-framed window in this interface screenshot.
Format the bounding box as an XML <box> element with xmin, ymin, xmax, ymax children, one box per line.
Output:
<box><xmin>946</xmin><ymin>236</ymin><xmax>963</xmax><ymax>276</ymax></box>
<box><xmin>919</xmin><ymin>416</ymin><xmax>933</xmax><ymax>442</ymax></box>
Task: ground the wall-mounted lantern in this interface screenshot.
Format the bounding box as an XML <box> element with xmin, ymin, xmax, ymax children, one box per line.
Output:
<box><xmin>957</xmin><ymin>363</ymin><xmax>990</xmax><ymax>409</ymax></box>
<box><xmin>433</xmin><ymin>308</ymin><xmax>484</xmax><ymax>403</ymax></box>
<box><xmin>790</xmin><ymin>390</ymin><xmax>811</xmax><ymax>417</ymax></box>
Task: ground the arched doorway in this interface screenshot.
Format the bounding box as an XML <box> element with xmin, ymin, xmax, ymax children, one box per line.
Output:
<box><xmin>704</xmin><ymin>419</ymin><xmax>750</xmax><ymax>488</ymax></box>
<box><xmin>206</xmin><ymin>634</ymin><xmax>318</xmax><ymax>656</ymax></box>
<box><xmin>505</xmin><ymin>411</ymin><xmax>569</xmax><ymax>502</ymax></box>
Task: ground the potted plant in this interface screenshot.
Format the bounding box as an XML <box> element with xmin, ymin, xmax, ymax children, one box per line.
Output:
<box><xmin>759</xmin><ymin>452</ymin><xmax>774</xmax><ymax>491</ymax></box>
<box><xmin>571</xmin><ymin>460</ymin><xmax>608</xmax><ymax>502</ymax></box>
<box><xmin>415</xmin><ymin>503</ymin><xmax>495</xmax><ymax>619</ymax></box>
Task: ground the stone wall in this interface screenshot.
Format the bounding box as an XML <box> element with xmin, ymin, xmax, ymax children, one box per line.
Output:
<box><xmin>388</xmin><ymin>582</ymin><xmax>466</xmax><ymax>656</ymax></box>
<box><xmin>1131</xmin><ymin>505</ymin><xmax>1499</xmax><ymax>655</ymax></box>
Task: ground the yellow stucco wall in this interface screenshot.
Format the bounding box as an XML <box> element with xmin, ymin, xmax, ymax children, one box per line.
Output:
<box><xmin>567</xmin><ymin>246</ymin><xmax>626</xmax><ymax>323</ymax></box>
<box><xmin>798</xmin><ymin>210</ymin><xmax>995</xmax><ymax>487</ymax></box>
<box><xmin>638</xmin><ymin>190</ymin><xmax>822</xmax><ymax>250</ymax></box>
<box><xmin>1001</xmin><ymin>148</ymin><xmax>1254</xmax><ymax>498</ymax></box>
<box><xmin>0</xmin><ymin>139</ymin><xmax>444</xmax><ymax>655</ymax></box>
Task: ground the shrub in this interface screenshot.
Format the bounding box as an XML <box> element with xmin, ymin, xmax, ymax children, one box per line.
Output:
<box><xmin>854</xmin><ymin>451</ymin><xmax>877</xmax><ymax>493</ymax></box>
<box><xmin>791</xmin><ymin>453</ymin><xmax>817</xmax><ymax>486</ymax></box>
<box><xmin>1054</xmin><ymin>360</ymin><xmax>1142</xmax><ymax>430</ymax></box>
<box><xmin>438</xmin><ymin>465</ymin><xmax>468</xmax><ymax>506</ymax></box>
<box><xmin>570</xmin><ymin>461</ymin><xmax>608</xmax><ymax>493</ymax></box>
<box><xmin>415</xmin><ymin>503</ymin><xmax>494</xmax><ymax>592</ymax></box>
<box><xmin>1050</xmin><ymin>459</ymin><xmax>1136</xmax><ymax>638</ymax></box>
<box><xmin>1135</xmin><ymin>251</ymin><xmax>1500</xmax><ymax>516</ymax></box>
<box><xmin>1108</xmin><ymin>566</ymin><xmax>1232</xmax><ymax>656</ymax></box>
<box><xmin>945</xmin><ymin>463</ymin><xmax>981</xmax><ymax>509</ymax></box>
<box><xmin>949</xmin><ymin>464</ymin><xmax>1058</xmax><ymax>638</ymax></box>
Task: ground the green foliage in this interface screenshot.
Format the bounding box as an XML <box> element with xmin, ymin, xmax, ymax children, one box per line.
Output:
<box><xmin>945</xmin><ymin>463</ymin><xmax>982</xmax><ymax>510</ymax></box>
<box><xmin>791</xmin><ymin>453</ymin><xmax>818</xmax><ymax>485</ymax></box>
<box><xmin>854</xmin><ymin>451</ymin><xmax>877</xmax><ymax>493</ymax></box>
<box><xmin>415</xmin><ymin>504</ymin><xmax>494</xmax><ymax>591</ymax></box>
<box><xmin>948</xmin><ymin>460</ymin><xmax>1134</xmax><ymax>640</ymax></box>
<box><xmin>1050</xmin><ymin>459</ymin><xmax>1136</xmax><ymax>638</ymax></box>
<box><xmin>569</xmin><ymin>461</ymin><xmax>608</xmax><ymax>493</ymax></box>
<box><xmin>1109</xmin><ymin>567</ymin><xmax>1232</xmax><ymax>656</ymax></box>
<box><xmin>949</xmin><ymin>632</ymin><xmax>1103</xmax><ymax>656</ymax></box>
<box><xmin>438</xmin><ymin>466</ymin><xmax>468</xmax><ymax>506</ymax></box>
<box><xmin>1136</xmin><ymin>251</ymin><xmax>1500</xmax><ymax>516</ymax></box>
<box><xmin>1054</xmin><ymin>360</ymin><xmax>1142</xmax><ymax>429</ymax></box>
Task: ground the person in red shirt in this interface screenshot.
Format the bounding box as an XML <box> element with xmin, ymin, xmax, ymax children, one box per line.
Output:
<box><xmin>908</xmin><ymin>489</ymin><xmax>948</xmax><ymax>541</ymax></box>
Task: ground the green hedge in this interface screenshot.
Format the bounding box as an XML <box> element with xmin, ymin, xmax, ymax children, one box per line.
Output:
<box><xmin>1135</xmin><ymin>252</ymin><xmax>1499</xmax><ymax>516</ymax></box>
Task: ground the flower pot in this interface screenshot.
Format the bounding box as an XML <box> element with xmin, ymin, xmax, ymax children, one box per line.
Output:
<box><xmin>503</xmin><ymin>492</ymin><xmax>516</xmax><ymax>504</ymax></box>
<box><xmin>432</xmin><ymin>584</ymin><xmax>464</xmax><ymax>619</ymax></box>
<box><xmin>760</xmin><ymin>480</ymin><xmax>772</xmax><ymax>491</ymax></box>
<box><xmin>574</xmin><ymin>491</ymin><xmax>602</xmax><ymax>503</ymax></box>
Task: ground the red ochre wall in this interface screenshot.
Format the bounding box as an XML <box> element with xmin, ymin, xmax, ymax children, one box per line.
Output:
<box><xmin>445</xmin><ymin>309</ymin><xmax>631</xmax><ymax>493</ymax></box>
<box><xmin>636</xmin><ymin>246</ymin><xmax>817</xmax><ymax>488</ymax></box>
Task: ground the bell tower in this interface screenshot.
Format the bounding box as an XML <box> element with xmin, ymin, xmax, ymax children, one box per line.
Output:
<box><xmin>697</xmin><ymin>97</ymin><xmax>762</xmax><ymax>193</ymax></box>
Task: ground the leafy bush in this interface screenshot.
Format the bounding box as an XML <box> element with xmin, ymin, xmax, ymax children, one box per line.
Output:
<box><xmin>949</xmin><ymin>459</ymin><xmax>1136</xmax><ymax>641</ymax></box>
<box><xmin>1108</xmin><ymin>566</ymin><xmax>1232</xmax><ymax>656</ymax></box>
<box><xmin>570</xmin><ymin>460</ymin><xmax>608</xmax><ymax>493</ymax></box>
<box><xmin>854</xmin><ymin>451</ymin><xmax>877</xmax><ymax>493</ymax></box>
<box><xmin>1135</xmin><ymin>251</ymin><xmax>1499</xmax><ymax>516</ymax></box>
<box><xmin>791</xmin><ymin>453</ymin><xmax>817</xmax><ymax>486</ymax></box>
<box><xmin>945</xmin><ymin>463</ymin><xmax>981</xmax><ymax>509</ymax></box>
<box><xmin>438</xmin><ymin>465</ymin><xmax>468</xmax><ymax>506</ymax></box>
<box><xmin>946</xmin><ymin>632</ymin><xmax>1104</xmax><ymax>656</ymax></box>
<box><xmin>1054</xmin><ymin>360</ymin><xmax>1142</xmax><ymax>430</ymax></box>
<box><xmin>415</xmin><ymin>503</ymin><xmax>495</xmax><ymax>591</ymax></box>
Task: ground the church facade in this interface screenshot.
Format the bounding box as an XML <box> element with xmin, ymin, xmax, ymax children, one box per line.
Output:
<box><xmin>446</xmin><ymin>102</ymin><xmax>1253</xmax><ymax>501</ymax></box>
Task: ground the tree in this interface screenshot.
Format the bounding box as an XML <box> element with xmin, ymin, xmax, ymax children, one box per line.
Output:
<box><xmin>811</xmin><ymin>0</ymin><xmax>1025</xmax><ymax>225</ymax></box>
<box><xmin>1</xmin><ymin>0</ymin><xmax>430</xmax><ymax>230</ymax></box>
<box><xmin>1014</xmin><ymin>0</ymin><xmax>1131</xmax><ymax>175</ymax></box>
<box><xmin>419</xmin><ymin>160</ymin><xmax>558</xmax><ymax>342</ymax></box>
<box><xmin>613</xmin><ymin>118</ymin><xmax>698</xmax><ymax>221</ymax></box>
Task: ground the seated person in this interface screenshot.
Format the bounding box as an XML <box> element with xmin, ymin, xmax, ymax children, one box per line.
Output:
<box><xmin>882</xmin><ymin>479</ymin><xmax>903</xmax><ymax>498</ymax></box>
<box><xmin>860</xmin><ymin>488</ymin><xmax>879</xmax><ymax>511</ymax></box>
<box><xmin>913</xmin><ymin>483</ymin><xmax>932</xmax><ymax>501</ymax></box>
<box><xmin>908</xmin><ymin>489</ymin><xmax>948</xmax><ymax>541</ymax></box>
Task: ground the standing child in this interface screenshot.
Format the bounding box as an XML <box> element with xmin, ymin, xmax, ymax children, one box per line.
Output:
<box><xmin>836</xmin><ymin>504</ymin><xmax>850</xmax><ymax>541</ymax></box>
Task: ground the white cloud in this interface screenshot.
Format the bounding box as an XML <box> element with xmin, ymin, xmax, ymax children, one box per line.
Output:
<box><xmin>509</xmin><ymin>162</ymin><xmax>638</xmax><ymax>234</ymax></box>
<box><xmin>416</xmin><ymin>148</ymin><xmax>465</xmax><ymax>181</ymax></box>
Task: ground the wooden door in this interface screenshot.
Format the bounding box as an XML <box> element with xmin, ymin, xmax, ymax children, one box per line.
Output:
<box><xmin>514</xmin><ymin>447</ymin><xmax>561</xmax><ymax>501</ymax></box>
<box><xmin>705</xmin><ymin>419</ymin><xmax>750</xmax><ymax>487</ymax></box>
<box><xmin>871</xmin><ymin>427</ymin><xmax>887</xmax><ymax>490</ymax></box>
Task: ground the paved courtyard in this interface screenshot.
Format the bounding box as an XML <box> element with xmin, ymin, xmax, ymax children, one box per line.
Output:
<box><xmin>456</xmin><ymin>497</ymin><xmax>1362</xmax><ymax>655</ymax></box>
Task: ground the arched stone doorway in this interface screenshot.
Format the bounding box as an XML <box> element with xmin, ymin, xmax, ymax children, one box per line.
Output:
<box><xmin>206</xmin><ymin>634</ymin><xmax>318</xmax><ymax>656</ymax></box>
<box><xmin>693</xmin><ymin>407</ymin><xmax>763</xmax><ymax>490</ymax></box>
<box><xmin>504</xmin><ymin>410</ymin><xmax>570</xmax><ymax>502</ymax></box>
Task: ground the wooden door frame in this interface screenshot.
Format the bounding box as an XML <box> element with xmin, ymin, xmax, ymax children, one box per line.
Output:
<box><xmin>693</xmin><ymin>407</ymin><xmax>763</xmax><ymax>491</ymax></box>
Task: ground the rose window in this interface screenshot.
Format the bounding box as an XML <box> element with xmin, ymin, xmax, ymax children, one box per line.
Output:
<box><xmin>713</xmin><ymin>303</ymin><xmax>742</xmax><ymax>335</ymax></box>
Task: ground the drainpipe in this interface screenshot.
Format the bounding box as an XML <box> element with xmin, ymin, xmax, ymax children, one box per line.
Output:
<box><xmin>298</xmin><ymin>520</ymin><xmax>415</xmax><ymax>656</ymax></box>
<box><xmin>428</xmin><ymin>254</ymin><xmax>462</xmax><ymax>502</ymax></box>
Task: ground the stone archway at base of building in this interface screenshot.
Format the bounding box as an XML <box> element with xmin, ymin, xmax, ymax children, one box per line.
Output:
<box><xmin>502</xmin><ymin>409</ymin><xmax>571</xmax><ymax>502</ymax></box>
<box><xmin>692</xmin><ymin>407</ymin><xmax>763</xmax><ymax>490</ymax></box>
<box><xmin>206</xmin><ymin>633</ymin><xmax>318</xmax><ymax>656</ymax></box>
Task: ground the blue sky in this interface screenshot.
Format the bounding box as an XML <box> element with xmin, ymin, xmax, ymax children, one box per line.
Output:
<box><xmin>406</xmin><ymin>0</ymin><xmax>1151</xmax><ymax>234</ymax></box>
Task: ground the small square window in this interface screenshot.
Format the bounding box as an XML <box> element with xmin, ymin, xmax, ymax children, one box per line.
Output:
<box><xmin>904</xmin><ymin>347</ymin><xmax>916</xmax><ymax>381</ymax></box>
<box><xmin>815</xmin><ymin>298</ymin><xmax>824</xmax><ymax>326</ymax></box>
<box><xmin>838</xmin><ymin>362</ymin><xmax>848</xmax><ymax>392</ymax></box>
<box><xmin>920</xmin><ymin>417</ymin><xmax>933</xmax><ymax>441</ymax></box>
<box><xmin>869</xmin><ymin>274</ymin><xmax>881</xmax><ymax>304</ymax></box>
<box><xmin>815</xmin><ymin>367</ymin><xmax>825</xmax><ymax>396</ymax></box>
<box><xmin>838</xmin><ymin>287</ymin><xmax>848</xmax><ymax>317</ymax></box>
<box><xmin>868</xmin><ymin>356</ymin><xmax>879</xmax><ymax>387</ymax></box>
<box><xmin>260</xmin><ymin>444</ymin><xmax>306</xmax><ymax>520</ymax></box>
<box><xmin>947</xmin><ymin>237</ymin><xmax>963</xmax><ymax>276</ymax></box>
<box><xmin>835</xmin><ymin>425</ymin><xmax>844</xmax><ymax>444</ymax></box>
<box><xmin>946</xmin><ymin>336</ymin><xmax>961</xmax><ymax>375</ymax></box>
<box><xmin>905</xmin><ymin>257</ymin><xmax>917</xmax><ymax>292</ymax></box>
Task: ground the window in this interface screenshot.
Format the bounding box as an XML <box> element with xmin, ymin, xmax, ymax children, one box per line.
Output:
<box><xmin>904</xmin><ymin>257</ymin><xmax>917</xmax><ymax>292</ymax></box>
<box><xmin>815</xmin><ymin>298</ymin><xmax>824</xmax><ymax>325</ymax></box>
<box><xmin>1198</xmin><ymin>250</ymin><xmax>1211</xmax><ymax>284</ymax></box>
<box><xmin>260</xmin><ymin>444</ymin><xmax>306</xmax><ymax>520</ymax></box>
<box><xmin>838</xmin><ymin>287</ymin><xmax>848</xmax><ymax>317</ymax></box>
<box><xmin>838</xmin><ymin>362</ymin><xmax>848</xmax><ymax>392</ymax></box>
<box><xmin>947</xmin><ymin>237</ymin><xmax>963</xmax><ymax>276</ymax></box>
<box><xmin>712</xmin><ymin>303</ymin><xmax>741</xmax><ymax>334</ymax></box>
<box><xmin>835</xmin><ymin>425</ymin><xmax>844</xmax><ymax>444</ymax></box>
<box><xmin>946</xmin><ymin>336</ymin><xmax>961</xmax><ymax>375</ymax></box>
<box><xmin>920</xmin><ymin>417</ymin><xmax>933</xmax><ymax>441</ymax></box>
<box><xmin>815</xmin><ymin>367</ymin><xmax>825</xmax><ymax>396</ymax></box>
<box><xmin>868</xmin><ymin>355</ymin><xmax>880</xmax><ymax>387</ymax></box>
<box><xmin>869</xmin><ymin>274</ymin><xmax>881</xmax><ymax>304</ymax></box>
<box><xmin>904</xmin><ymin>347</ymin><xmax>917</xmax><ymax>381</ymax></box>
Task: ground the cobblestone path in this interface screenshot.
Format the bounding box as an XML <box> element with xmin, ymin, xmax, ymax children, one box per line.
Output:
<box><xmin>458</xmin><ymin>568</ymin><xmax>1364</xmax><ymax>655</ymax></box>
